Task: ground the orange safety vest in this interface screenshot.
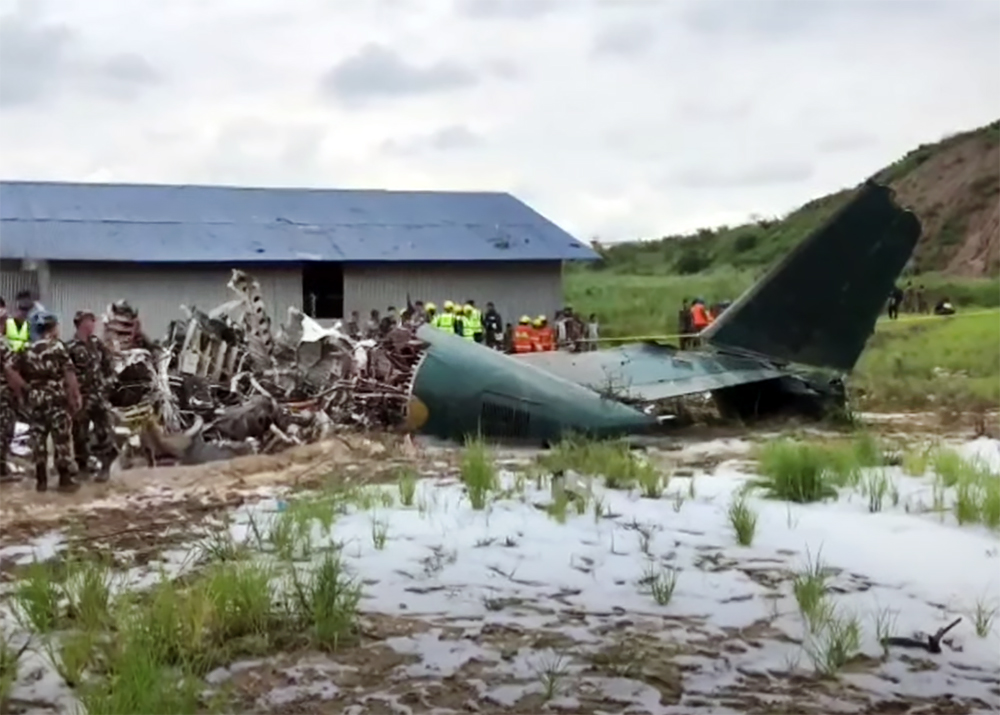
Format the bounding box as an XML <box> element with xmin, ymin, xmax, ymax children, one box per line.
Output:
<box><xmin>691</xmin><ymin>303</ymin><xmax>711</xmax><ymax>331</ymax></box>
<box><xmin>513</xmin><ymin>325</ymin><xmax>534</xmax><ymax>353</ymax></box>
<box><xmin>536</xmin><ymin>326</ymin><xmax>554</xmax><ymax>352</ymax></box>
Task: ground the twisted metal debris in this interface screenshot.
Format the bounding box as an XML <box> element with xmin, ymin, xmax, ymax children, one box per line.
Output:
<box><xmin>106</xmin><ymin>269</ymin><xmax>427</xmax><ymax>466</ymax></box>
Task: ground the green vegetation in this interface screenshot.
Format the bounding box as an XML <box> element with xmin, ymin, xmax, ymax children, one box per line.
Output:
<box><xmin>539</xmin><ymin>436</ymin><xmax>663</xmax><ymax>492</ymax></box>
<box><xmin>750</xmin><ymin>435</ymin><xmax>886</xmax><ymax>503</ymax></box>
<box><xmin>852</xmin><ymin>311</ymin><xmax>1000</xmax><ymax>411</ymax></box>
<box><xmin>5</xmin><ymin>482</ymin><xmax>381</xmax><ymax>715</ymax></box>
<box><xmin>931</xmin><ymin>450</ymin><xmax>1000</xmax><ymax>530</ymax></box>
<box><xmin>396</xmin><ymin>466</ymin><xmax>418</xmax><ymax>507</ymax></box>
<box><xmin>972</xmin><ymin>598</ymin><xmax>998</xmax><ymax>638</ymax></box>
<box><xmin>460</xmin><ymin>435</ymin><xmax>498</xmax><ymax>510</ymax></box>
<box><xmin>727</xmin><ymin>495</ymin><xmax>759</xmax><ymax>546</ymax></box>
<box><xmin>792</xmin><ymin>550</ymin><xmax>831</xmax><ymax>631</ymax></box>
<box><xmin>641</xmin><ymin>564</ymin><xmax>678</xmax><ymax>606</ymax></box>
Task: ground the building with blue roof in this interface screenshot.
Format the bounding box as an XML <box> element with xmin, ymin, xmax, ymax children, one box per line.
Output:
<box><xmin>0</xmin><ymin>180</ymin><xmax>597</xmax><ymax>337</ymax></box>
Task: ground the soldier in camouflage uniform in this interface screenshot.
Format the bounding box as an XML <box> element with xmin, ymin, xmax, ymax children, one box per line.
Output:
<box><xmin>68</xmin><ymin>311</ymin><xmax>118</xmax><ymax>482</ymax></box>
<box><xmin>0</xmin><ymin>338</ymin><xmax>28</xmax><ymax>481</ymax></box>
<box><xmin>22</xmin><ymin>313</ymin><xmax>82</xmax><ymax>492</ymax></box>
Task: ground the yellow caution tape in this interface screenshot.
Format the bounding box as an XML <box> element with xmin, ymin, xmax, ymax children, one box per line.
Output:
<box><xmin>589</xmin><ymin>308</ymin><xmax>999</xmax><ymax>345</ymax></box>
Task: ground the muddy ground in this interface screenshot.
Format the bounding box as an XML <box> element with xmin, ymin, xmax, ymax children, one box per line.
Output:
<box><xmin>1</xmin><ymin>414</ymin><xmax>997</xmax><ymax>714</ymax></box>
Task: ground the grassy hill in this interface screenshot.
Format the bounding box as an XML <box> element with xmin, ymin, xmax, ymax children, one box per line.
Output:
<box><xmin>586</xmin><ymin>120</ymin><xmax>1000</xmax><ymax>278</ymax></box>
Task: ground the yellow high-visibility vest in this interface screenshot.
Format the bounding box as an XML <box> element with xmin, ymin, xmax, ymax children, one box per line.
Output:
<box><xmin>5</xmin><ymin>318</ymin><xmax>29</xmax><ymax>352</ymax></box>
<box><xmin>435</xmin><ymin>313</ymin><xmax>455</xmax><ymax>331</ymax></box>
<box><xmin>463</xmin><ymin>309</ymin><xmax>482</xmax><ymax>339</ymax></box>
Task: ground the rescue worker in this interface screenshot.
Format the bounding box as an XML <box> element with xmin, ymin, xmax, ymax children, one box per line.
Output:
<box><xmin>67</xmin><ymin>311</ymin><xmax>118</xmax><ymax>482</ymax></box>
<box><xmin>424</xmin><ymin>302</ymin><xmax>438</xmax><ymax>327</ymax></box>
<box><xmin>465</xmin><ymin>300</ymin><xmax>484</xmax><ymax>343</ymax></box>
<box><xmin>5</xmin><ymin>290</ymin><xmax>33</xmax><ymax>353</ymax></box>
<box><xmin>690</xmin><ymin>298</ymin><xmax>713</xmax><ymax>341</ymax></box>
<box><xmin>22</xmin><ymin>313</ymin><xmax>81</xmax><ymax>492</ymax></box>
<box><xmin>462</xmin><ymin>303</ymin><xmax>482</xmax><ymax>342</ymax></box>
<box><xmin>452</xmin><ymin>302</ymin><xmax>465</xmax><ymax>338</ymax></box>
<box><xmin>534</xmin><ymin>316</ymin><xmax>554</xmax><ymax>352</ymax></box>
<box><xmin>435</xmin><ymin>301</ymin><xmax>456</xmax><ymax>332</ymax></box>
<box><xmin>0</xmin><ymin>337</ymin><xmax>27</xmax><ymax>481</ymax></box>
<box><xmin>365</xmin><ymin>309</ymin><xmax>380</xmax><ymax>339</ymax></box>
<box><xmin>678</xmin><ymin>299</ymin><xmax>692</xmax><ymax>349</ymax></box>
<box><xmin>513</xmin><ymin>316</ymin><xmax>534</xmax><ymax>354</ymax></box>
<box><xmin>502</xmin><ymin>323</ymin><xmax>514</xmax><ymax>353</ymax></box>
<box><xmin>586</xmin><ymin>313</ymin><xmax>600</xmax><ymax>352</ymax></box>
<box><xmin>483</xmin><ymin>302</ymin><xmax>503</xmax><ymax>349</ymax></box>
<box><xmin>346</xmin><ymin>310</ymin><xmax>361</xmax><ymax>339</ymax></box>
<box><xmin>887</xmin><ymin>286</ymin><xmax>902</xmax><ymax>321</ymax></box>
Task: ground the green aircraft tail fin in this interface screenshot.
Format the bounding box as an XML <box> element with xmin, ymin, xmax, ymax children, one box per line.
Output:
<box><xmin>702</xmin><ymin>180</ymin><xmax>921</xmax><ymax>373</ymax></box>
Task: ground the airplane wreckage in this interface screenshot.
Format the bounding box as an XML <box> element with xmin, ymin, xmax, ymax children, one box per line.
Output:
<box><xmin>89</xmin><ymin>180</ymin><xmax>918</xmax><ymax>465</ymax></box>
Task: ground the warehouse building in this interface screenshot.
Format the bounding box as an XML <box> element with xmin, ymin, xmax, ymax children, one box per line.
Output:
<box><xmin>0</xmin><ymin>180</ymin><xmax>596</xmax><ymax>338</ymax></box>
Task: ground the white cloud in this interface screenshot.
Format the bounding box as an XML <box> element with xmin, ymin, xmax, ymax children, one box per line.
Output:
<box><xmin>0</xmin><ymin>0</ymin><xmax>997</xmax><ymax>242</ymax></box>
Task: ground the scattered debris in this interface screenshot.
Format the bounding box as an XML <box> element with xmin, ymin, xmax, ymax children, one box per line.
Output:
<box><xmin>102</xmin><ymin>270</ymin><xmax>428</xmax><ymax>467</ymax></box>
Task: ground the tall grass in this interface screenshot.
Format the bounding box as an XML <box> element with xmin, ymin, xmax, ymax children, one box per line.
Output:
<box><xmin>727</xmin><ymin>495</ymin><xmax>759</xmax><ymax>546</ymax></box>
<box><xmin>852</xmin><ymin>311</ymin><xmax>1000</xmax><ymax>411</ymax></box>
<box><xmin>751</xmin><ymin>436</ymin><xmax>886</xmax><ymax>503</ymax></box>
<box><xmin>540</xmin><ymin>436</ymin><xmax>659</xmax><ymax>492</ymax></box>
<box><xmin>792</xmin><ymin>550</ymin><xmax>830</xmax><ymax>632</ymax></box>
<box><xmin>460</xmin><ymin>435</ymin><xmax>497</xmax><ymax>510</ymax></box>
<box><xmin>931</xmin><ymin>450</ymin><xmax>1000</xmax><ymax>530</ymax></box>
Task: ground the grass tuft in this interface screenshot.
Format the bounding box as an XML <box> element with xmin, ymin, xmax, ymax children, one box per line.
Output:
<box><xmin>397</xmin><ymin>467</ymin><xmax>418</xmax><ymax>507</ymax></box>
<box><xmin>460</xmin><ymin>435</ymin><xmax>497</xmax><ymax>510</ymax></box>
<box><xmin>641</xmin><ymin>564</ymin><xmax>678</xmax><ymax>606</ymax></box>
<box><xmin>727</xmin><ymin>495</ymin><xmax>759</xmax><ymax>546</ymax></box>
<box><xmin>972</xmin><ymin>597</ymin><xmax>998</xmax><ymax>638</ymax></box>
<box><xmin>12</xmin><ymin>562</ymin><xmax>63</xmax><ymax>634</ymax></box>
<box><xmin>930</xmin><ymin>450</ymin><xmax>1000</xmax><ymax>529</ymax></box>
<box><xmin>805</xmin><ymin>607</ymin><xmax>863</xmax><ymax>676</ymax></box>
<box><xmin>792</xmin><ymin>549</ymin><xmax>830</xmax><ymax>632</ymax></box>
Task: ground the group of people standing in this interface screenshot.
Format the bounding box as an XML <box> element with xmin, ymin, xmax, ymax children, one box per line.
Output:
<box><xmin>343</xmin><ymin>300</ymin><xmax>599</xmax><ymax>354</ymax></box>
<box><xmin>0</xmin><ymin>291</ymin><xmax>119</xmax><ymax>492</ymax></box>
<box><xmin>886</xmin><ymin>282</ymin><xmax>956</xmax><ymax>320</ymax></box>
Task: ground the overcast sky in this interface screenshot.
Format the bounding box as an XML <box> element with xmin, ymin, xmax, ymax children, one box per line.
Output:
<box><xmin>0</xmin><ymin>0</ymin><xmax>997</xmax><ymax>242</ymax></box>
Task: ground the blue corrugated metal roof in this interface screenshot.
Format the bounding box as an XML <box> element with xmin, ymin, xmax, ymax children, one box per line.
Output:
<box><xmin>0</xmin><ymin>180</ymin><xmax>598</xmax><ymax>263</ymax></box>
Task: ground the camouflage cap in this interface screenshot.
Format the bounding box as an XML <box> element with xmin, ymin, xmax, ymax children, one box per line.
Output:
<box><xmin>74</xmin><ymin>310</ymin><xmax>96</xmax><ymax>326</ymax></box>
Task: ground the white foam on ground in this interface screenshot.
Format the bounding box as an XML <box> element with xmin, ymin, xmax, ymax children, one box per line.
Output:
<box><xmin>3</xmin><ymin>438</ymin><xmax>999</xmax><ymax>712</ymax></box>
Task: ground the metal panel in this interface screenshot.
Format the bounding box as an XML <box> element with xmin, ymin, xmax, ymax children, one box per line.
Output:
<box><xmin>0</xmin><ymin>181</ymin><xmax>598</xmax><ymax>263</ymax></box>
<box><xmin>517</xmin><ymin>344</ymin><xmax>785</xmax><ymax>401</ymax></box>
<box><xmin>46</xmin><ymin>262</ymin><xmax>302</xmax><ymax>340</ymax></box>
<box><xmin>0</xmin><ymin>262</ymin><xmax>39</xmax><ymax>303</ymax></box>
<box><xmin>344</xmin><ymin>261</ymin><xmax>562</xmax><ymax>325</ymax></box>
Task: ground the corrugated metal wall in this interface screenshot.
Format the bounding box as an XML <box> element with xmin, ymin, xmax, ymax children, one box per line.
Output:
<box><xmin>47</xmin><ymin>262</ymin><xmax>303</xmax><ymax>339</ymax></box>
<box><xmin>344</xmin><ymin>261</ymin><xmax>562</xmax><ymax>324</ymax></box>
<box><xmin>0</xmin><ymin>260</ymin><xmax>42</xmax><ymax>304</ymax></box>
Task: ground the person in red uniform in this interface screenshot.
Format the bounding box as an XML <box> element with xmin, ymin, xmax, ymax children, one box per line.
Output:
<box><xmin>513</xmin><ymin>316</ymin><xmax>535</xmax><ymax>354</ymax></box>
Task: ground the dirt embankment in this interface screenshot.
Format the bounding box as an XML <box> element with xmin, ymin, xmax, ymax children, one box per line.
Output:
<box><xmin>888</xmin><ymin>124</ymin><xmax>1000</xmax><ymax>277</ymax></box>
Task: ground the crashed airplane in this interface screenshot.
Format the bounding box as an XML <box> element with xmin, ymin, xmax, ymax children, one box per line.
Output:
<box><xmin>92</xmin><ymin>179</ymin><xmax>918</xmax><ymax>464</ymax></box>
<box><xmin>408</xmin><ymin>180</ymin><xmax>921</xmax><ymax>442</ymax></box>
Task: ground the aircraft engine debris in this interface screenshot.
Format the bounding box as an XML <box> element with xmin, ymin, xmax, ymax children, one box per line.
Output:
<box><xmin>103</xmin><ymin>269</ymin><xmax>429</xmax><ymax>467</ymax></box>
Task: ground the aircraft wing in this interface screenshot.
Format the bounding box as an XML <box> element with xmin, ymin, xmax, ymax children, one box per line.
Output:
<box><xmin>514</xmin><ymin>344</ymin><xmax>785</xmax><ymax>402</ymax></box>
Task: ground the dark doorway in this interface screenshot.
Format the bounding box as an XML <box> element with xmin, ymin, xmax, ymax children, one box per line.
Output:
<box><xmin>302</xmin><ymin>262</ymin><xmax>344</xmax><ymax>319</ymax></box>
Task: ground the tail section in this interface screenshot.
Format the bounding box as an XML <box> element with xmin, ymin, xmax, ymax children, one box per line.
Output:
<box><xmin>702</xmin><ymin>181</ymin><xmax>921</xmax><ymax>373</ymax></box>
